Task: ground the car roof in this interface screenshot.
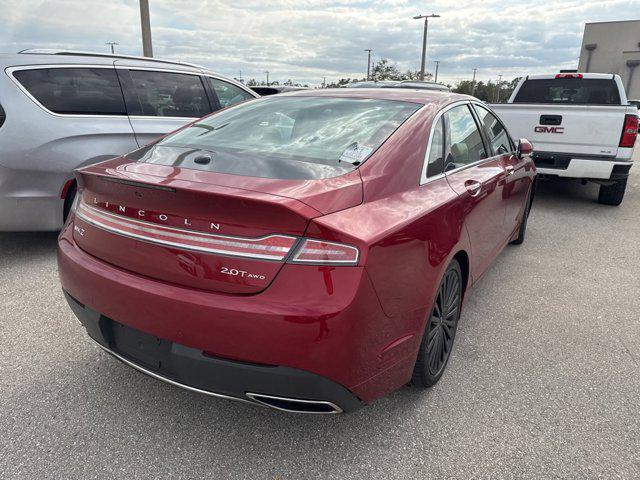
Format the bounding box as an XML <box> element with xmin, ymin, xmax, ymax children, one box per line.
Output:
<box><xmin>277</xmin><ymin>88</ymin><xmax>469</xmax><ymax>106</ymax></box>
<box><xmin>525</xmin><ymin>73</ymin><xmax>618</xmax><ymax>80</ymax></box>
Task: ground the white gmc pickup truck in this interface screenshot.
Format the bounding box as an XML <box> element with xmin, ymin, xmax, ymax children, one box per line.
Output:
<box><xmin>492</xmin><ymin>73</ymin><xmax>638</xmax><ymax>205</ymax></box>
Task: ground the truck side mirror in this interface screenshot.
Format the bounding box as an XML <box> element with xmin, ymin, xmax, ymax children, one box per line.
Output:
<box><xmin>517</xmin><ymin>139</ymin><xmax>533</xmax><ymax>159</ymax></box>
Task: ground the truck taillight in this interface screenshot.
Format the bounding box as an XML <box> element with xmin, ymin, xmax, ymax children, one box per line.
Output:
<box><xmin>555</xmin><ymin>73</ymin><xmax>583</xmax><ymax>79</ymax></box>
<box><xmin>619</xmin><ymin>114</ymin><xmax>638</xmax><ymax>148</ymax></box>
<box><xmin>288</xmin><ymin>239</ymin><xmax>360</xmax><ymax>266</ymax></box>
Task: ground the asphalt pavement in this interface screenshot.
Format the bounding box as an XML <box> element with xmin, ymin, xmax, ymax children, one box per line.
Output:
<box><xmin>2</xmin><ymin>148</ymin><xmax>639</xmax><ymax>479</ymax></box>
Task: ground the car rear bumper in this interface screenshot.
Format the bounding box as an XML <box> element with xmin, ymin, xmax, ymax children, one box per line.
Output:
<box><xmin>64</xmin><ymin>291</ymin><xmax>362</xmax><ymax>413</ymax></box>
<box><xmin>533</xmin><ymin>155</ymin><xmax>633</xmax><ymax>180</ymax></box>
<box><xmin>57</xmin><ymin>221</ymin><xmax>420</xmax><ymax>409</ymax></box>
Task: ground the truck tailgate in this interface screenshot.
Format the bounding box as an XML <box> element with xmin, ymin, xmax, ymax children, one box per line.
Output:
<box><xmin>492</xmin><ymin>104</ymin><xmax>627</xmax><ymax>157</ymax></box>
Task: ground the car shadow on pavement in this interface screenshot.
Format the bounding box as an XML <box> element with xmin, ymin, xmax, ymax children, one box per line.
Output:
<box><xmin>533</xmin><ymin>177</ymin><xmax>600</xmax><ymax>205</ymax></box>
<box><xmin>0</xmin><ymin>232</ymin><xmax>59</xmax><ymax>266</ymax></box>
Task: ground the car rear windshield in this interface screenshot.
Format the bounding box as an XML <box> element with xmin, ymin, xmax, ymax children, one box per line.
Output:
<box><xmin>512</xmin><ymin>78</ymin><xmax>621</xmax><ymax>105</ymax></box>
<box><xmin>142</xmin><ymin>96</ymin><xmax>420</xmax><ymax>179</ymax></box>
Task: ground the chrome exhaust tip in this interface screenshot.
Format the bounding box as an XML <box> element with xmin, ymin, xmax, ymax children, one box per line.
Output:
<box><xmin>246</xmin><ymin>392</ymin><xmax>342</xmax><ymax>414</ymax></box>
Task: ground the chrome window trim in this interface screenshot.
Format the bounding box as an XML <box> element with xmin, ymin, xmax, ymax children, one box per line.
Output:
<box><xmin>420</xmin><ymin>100</ymin><xmax>504</xmax><ymax>185</ymax></box>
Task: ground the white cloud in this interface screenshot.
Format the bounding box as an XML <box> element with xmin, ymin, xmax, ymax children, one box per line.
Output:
<box><xmin>1</xmin><ymin>0</ymin><xmax>638</xmax><ymax>86</ymax></box>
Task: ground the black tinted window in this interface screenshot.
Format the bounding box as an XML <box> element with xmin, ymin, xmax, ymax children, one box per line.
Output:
<box><xmin>513</xmin><ymin>78</ymin><xmax>621</xmax><ymax>105</ymax></box>
<box><xmin>208</xmin><ymin>78</ymin><xmax>254</xmax><ymax>108</ymax></box>
<box><xmin>13</xmin><ymin>67</ymin><xmax>126</xmax><ymax>115</ymax></box>
<box><xmin>128</xmin><ymin>70</ymin><xmax>210</xmax><ymax>117</ymax></box>
<box><xmin>444</xmin><ymin>105</ymin><xmax>487</xmax><ymax>170</ymax></box>
<box><xmin>474</xmin><ymin>105</ymin><xmax>513</xmax><ymax>155</ymax></box>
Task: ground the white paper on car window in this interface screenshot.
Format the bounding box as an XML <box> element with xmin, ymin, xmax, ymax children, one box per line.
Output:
<box><xmin>339</xmin><ymin>142</ymin><xmax>373</xmax><ymax>164</ymax></box>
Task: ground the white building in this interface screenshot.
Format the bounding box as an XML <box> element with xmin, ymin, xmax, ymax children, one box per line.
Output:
<box><xmin>577</xmin><ymin>19</ymin><xmax>640</xmax><ymax>100</ymax></box>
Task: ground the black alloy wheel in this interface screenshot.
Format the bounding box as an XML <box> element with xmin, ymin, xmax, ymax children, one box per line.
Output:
<box><xmin>412</xmin><ymin>259</ymin><xmax>462</xmax><ymax>387</ymax></box>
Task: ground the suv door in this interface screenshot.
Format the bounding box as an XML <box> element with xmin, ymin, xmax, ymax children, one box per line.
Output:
<box><xmin>442</xmin><ymin>103</ymin><xmax>507</xmax><ymax>279</ymax></box>
<box><xmin>473</xmin><ymin>103</ymin><xmax>531</xmax><ymax>238</ymax></box>
<box><xmin>116</xmin><ymin>66</ymin><xmax>213</xmax><ymax>146</ymax></box>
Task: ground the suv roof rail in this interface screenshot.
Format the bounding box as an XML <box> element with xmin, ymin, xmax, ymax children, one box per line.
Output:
<box><xmin>17</xmin><ymin>49</ymin><xmax>206</xmax><ymax>70</ymax></box>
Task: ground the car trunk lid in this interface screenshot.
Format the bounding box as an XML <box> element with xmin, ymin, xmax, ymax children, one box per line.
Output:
<box><xmin>72</xmin><ymin>157</ymin><xmax>362</xmax><ymax>294</ymax></box>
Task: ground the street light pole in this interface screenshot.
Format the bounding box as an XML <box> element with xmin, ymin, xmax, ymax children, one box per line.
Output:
<box><xmin>471</xmin><ymin>68</ymin><xmax>478</xmax><ymax>96</ymax></box>
<box><xmin>413</xmin><ymin>13</ymin><xmax>440</xmax><ymax>81</ymax></box>
<box><xmin>364</xmin><ymin>49</ymin><xmax>372</xmax><ymax>80</ymax></box>
<box><xmin>139</xmin><ymin>0</ymin><xmax>153</xmax><ymax>57</ymax></box>
<box><xmin>264</xmin><ymin>71</ymin><xmax>270</xmax><ymax>86</ymax></box>
<box><xmin>105</xmin><ymin>42</ymin><xmax>118</xmax><ymax>54</ymax></box>
<box><xmin>434</xmin><ymin>60</ymin><xmax>440</xmax><ymax>83</ymax></box>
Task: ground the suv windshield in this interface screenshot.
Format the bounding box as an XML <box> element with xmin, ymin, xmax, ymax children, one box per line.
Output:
<box><xmin>139</xmin><ymin>96</ymin><xmax>420</xmax><ymax>179</ymax></box>
<box><xmin>513</xmin><ymin>78</ymin><xmax>621</xmax><ymax>105</ymax></box>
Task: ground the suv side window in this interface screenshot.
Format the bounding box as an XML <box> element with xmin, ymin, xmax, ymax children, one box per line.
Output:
<box><xmin>208</xmin><ymin>78</ymin><xmax>254</xmax><ymax>108</ymax></box>
<box><xmin>127</xmin><ymin>70</ymin><xmax>211</xmax><ymax>118</ymax></box>
<box><xmin>13</xmin><ymin>67</ymin><xmax>126</xmax><ymax>115</ymax></box>
<box><xmin>443</xmin><ymin>104</ymin><xmax>488</xmax><ymax>171</ymax></box>
<box><xmin>425</xmin><ymin>116</ymin><xmax>444</xmax><ymax>178</ymax></box>
<box><xmin>473</xmin><ymin>104</ymin><xmax>514</xmax><ymax>155</ymax></box>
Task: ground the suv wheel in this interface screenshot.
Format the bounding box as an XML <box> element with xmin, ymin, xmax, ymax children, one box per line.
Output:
<box><xmin>598</xmin><ymin>178</ymin><xmax>627</xmax><ymax>206</ymax></box>
<box><xmin>411</xmin><ymin>259</ymin><xmax>462</xmax><ymax>388</ymax></box>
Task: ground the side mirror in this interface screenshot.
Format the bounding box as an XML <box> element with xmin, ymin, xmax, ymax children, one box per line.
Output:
<box><xmin>517</xmin><ymin>138</ymin><xmax>533</xmax><ymax>159</ymax></box>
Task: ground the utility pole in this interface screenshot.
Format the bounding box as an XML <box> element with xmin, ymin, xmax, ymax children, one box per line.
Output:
<box><xmin>238</xmin><ymin>70</ymin><xmax>243</xmax><ymax>83</ymax></box>
<box><xmin>105</xmin><ymin>42</ymin><xmax>118</xmax><ymax>54</ymax></box>
<box><xmin>471</xmin><ymin>68</ymin><xmax>478</xmax><ymax>96</ymax></box>
<box><xmin>364</xmin><ymin>49</ymin><xmax>372</xmax><ymax>80</ymax></box>
<box><xmin>413</xmin><ymin>13</ymin><xmax>440</xmax><ymax>81</ymax></box>
<box><xmin>264</xmin><ymin>70</ymin><xmax>270</xmax><ymax>86</ymax></box>
<box><xmin>322</xmin><ymin>77</ymin><xmax>326</xmax><ymax>88</ymax></box>
<box><xmin>495</xmin><ymin>74</ymin><xmax>503</xmax><ymax>102</ymax></box>
<box><xmin>434</xmin><ymin>60</ymin><xmax>440</xmax><ymax>83</ymax></box>
<box><xmin>139</xmin><ymin>0</ymin><xmax>153</xmax><ymax>57</ymax></box>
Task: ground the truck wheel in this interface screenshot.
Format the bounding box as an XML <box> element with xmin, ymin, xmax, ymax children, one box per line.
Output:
<box><xmin>598</xmin><ymin>178</ymin><xmax>627</xmax><ymax>206</ymax></box>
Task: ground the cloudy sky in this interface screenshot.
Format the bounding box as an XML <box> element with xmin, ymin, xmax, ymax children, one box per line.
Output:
<box><xmin>2</xmin><ymin>0</ymin><xmax>638</xmax><ymax>86</ymax></box>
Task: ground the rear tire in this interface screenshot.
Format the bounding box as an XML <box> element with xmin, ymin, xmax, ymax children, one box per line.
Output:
<box><xmin>62</xmin><ymin>181</ymin><xmax>77</xmax><ymax>222</ymax></box>
<box><xmin>598</xmin><ymin>178</ymin><xmax>627</xmax><ymax>206</ymax></box>
<box><xmin>411</xmin><ymin>259</ymin><xmax>462</xmax><ymax>388</ymax></box>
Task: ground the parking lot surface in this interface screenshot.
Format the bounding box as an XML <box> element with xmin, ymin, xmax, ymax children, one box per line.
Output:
<box><xmin>2</xmin><ymin>149</ymin><xmax>639</xmax><ymax>479</ymax></box>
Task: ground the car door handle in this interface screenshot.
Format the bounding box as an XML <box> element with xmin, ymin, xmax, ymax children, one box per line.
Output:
<box><xmin>505</xmin><ymin>165</ymin><xmax>515</xmax><ymax>176</ymax></box>
<box><xmin>464</xmin><ymin>180</ymin><xmax>482</xmax><ymax>197</ymax></box>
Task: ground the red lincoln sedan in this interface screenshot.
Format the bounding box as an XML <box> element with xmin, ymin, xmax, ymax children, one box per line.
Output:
<box><xmin>57</xmin><ymin>89</ymin><xmax>535</xmax><ymax>413</ymax></box>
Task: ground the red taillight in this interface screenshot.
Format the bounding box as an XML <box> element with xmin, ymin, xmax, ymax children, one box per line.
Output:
<box><xmin>76</xmin><ymin>200</ymin><xmax>297</xmax><ymax>260</ymax></box>
<box><xmin>619</xmin><ymin>114</ymin><xmax>638</xmax><ymax>148</ymax></box>
<box><xmin>555</xmin><ymin>73</ymin><xmax>583</xmax><ymax>79</ymax></box>
<box><xmin>289</xmin><ymin>239</ymin><xmax>359</xmax><ymax>266</ymax></box>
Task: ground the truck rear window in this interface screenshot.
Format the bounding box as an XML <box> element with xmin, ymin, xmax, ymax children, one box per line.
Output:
<box><xmin>513</xmin><ymin>78</ymin><xmax>621</xmax><ymax>105</ymax></box>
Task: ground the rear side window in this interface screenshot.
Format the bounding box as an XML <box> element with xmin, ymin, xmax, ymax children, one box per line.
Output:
<box><xmin>13</xmin><ymin>67</ymin><xmax>126</xmax><ymax>115</ymax></box>
<box><xmin>208</xmin><ymin>78</ymin><xmax>254</xmax><ymax>108</ymax></box>
<box><xmin>127</xmin><ymin>70</ymin><xmax>211</xmax><ymax>117</ymax></box>
<box><xmin>425</xmin><ymin>117</ymin><xmax>444</xmax><ymax>178</ymax></box>
<box><xmin>473</xmin><ymin>105</ymin><xmax>513</xmax><ymax>155</ymax></box>
<box><xmin>513</xmin><ymin>78</ymin><xmax>621</xmax><ymax>105</ymax></box>
<box><xmin>443</xmin><ymin>105</ymin><xmax>487</xmax><ymax>170</ymax></box>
